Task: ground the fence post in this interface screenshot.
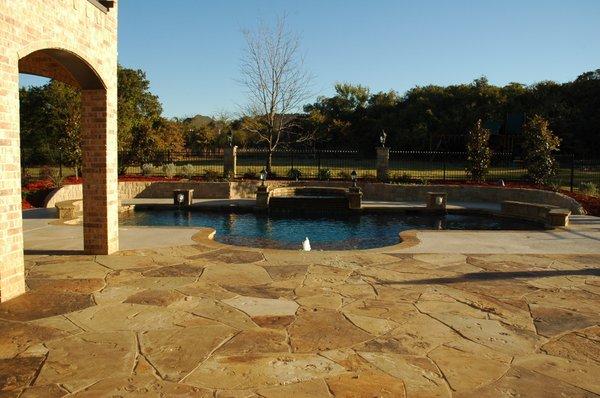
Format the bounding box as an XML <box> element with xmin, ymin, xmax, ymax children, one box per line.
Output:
<box><xmin>376</xmin><ymin>147</ymin><xmax>390</xmax><ymax>181</ymax></box>
<box><xmin>570</xmin><ymin>154</ymin><xmax>575</xmax><ymax>192</ymax></box>
<box><xmin>317</xmin><ymin>150</ymin><xmax>321</xmax><ymax>176</ymax></box>
<box><xmin>224</xmin><ymin>145</ymin><xmax>237</xmax><ymax>178</ymax></box>
<box><xmin>443</xmin><ymin>151</ymin><xmax>447</xmax><ymax>182</ymax></box>
<box><xmin>59</xmin><ymin>151</ymin><xmax>63</xmax><ymax>179</ymax></box>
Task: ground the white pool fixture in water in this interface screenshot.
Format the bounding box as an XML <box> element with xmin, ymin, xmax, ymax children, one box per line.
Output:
<box><xmin>435</xmin><ymin>196</ymin><xmax>443</xmax><ymax>206</ymax></box>
<box><xmin>302</xmin><ymin>237</ymin><xmax>311</xmax><ymax>251</ymax></box>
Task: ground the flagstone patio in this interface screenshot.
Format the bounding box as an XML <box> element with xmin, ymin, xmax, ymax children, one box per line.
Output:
<box><xmin>0</xmin><ymin>239</ymin><xmax>599</xmax><ymax>397</ymax></box>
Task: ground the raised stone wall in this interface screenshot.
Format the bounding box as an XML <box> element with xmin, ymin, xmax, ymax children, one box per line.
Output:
<box><xmin>118</xmin><ymin>181</ymin><xmax>231</xmax><ymax>199</ymax></box>
<box><xmin>46</xmin><ymin>180</ymin><xmax>585</xmax><ymax>214</ymax></box>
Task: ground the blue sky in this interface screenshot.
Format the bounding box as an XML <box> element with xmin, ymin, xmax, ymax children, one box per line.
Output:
<box><xmin>21</xmin><ymin>0</ymin><xmax>600</xmax><ymax>118</ymax></box>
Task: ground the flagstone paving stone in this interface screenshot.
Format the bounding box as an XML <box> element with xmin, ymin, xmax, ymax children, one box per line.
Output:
<box><xmin>256</xmin><ymin>378</ymin><xmax>330</xmax><ymax>397</ymax></box>
<box><xmin>123</xmin><ymin>288</ymin><xmax>185</xmax><ymax>307</ymax></box>
<box><xmin>0</xmin><ymin>248</ymin><xmax>599</xmax><ymax>396</ymax></box>
<box><xmin>223</xmin><ymin>296</ymin><xmax>299</xmax><ymax>318</ymax></box>
<box><xmin>141</xmin><ymin>323</ymin><xmax>237</xmax><ymax>381</ymax></box>
<box><xmin>0</xmin><ymin>320</ymin><xmax>68</xmax><ymax>358</ymax></box>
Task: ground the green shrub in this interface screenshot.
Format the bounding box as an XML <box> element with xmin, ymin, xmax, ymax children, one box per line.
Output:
<box><xmin>181</xmin><ymin>164</ymin><xmax>195</xmax><ymax>179</ymax></box>
<box><xmin>141</xmin><ymin>163</ymin><xmax>154</xmax><ymax>176</ymax></box>
<box><xmin>361</xmin><ymin>172</ymin><xmax>376</xmax><ymax>180</ymax></box>
<box><xmin>579</xmin><ymin>181</ymin><xmax>598</xmax><ymax>196</ymax></box>
<box><xmin>378</xmin><ymin>170</ymin><xmax>390</xmax><ymax>183</ymax></box>
<box><xmin>549</xmin><ymin>182</ymin><xmax>562</xmax><ymax>192</ymax></box>
<box><xmin>466</xmin><ymin>119</ymin><xmax>492</xmax><ymax>182</ymax></box>
<box><xmin>338</xmin><ymin>170</ymin><xmax>351</xmax><ymax>180</ymax></box>
<box><xmin>21</xmin><ymin>169</ymin><xmax>33</xmax><ymax>186</ymax></box>
<box><xmin>162</xmin><ymin>163</ymin><xmax>177</xmax><ymax>178</ymax></box>
<box><xmin>392</xmin><ymin>172</ymin><xmax>413</xmax><ymax>183</ymax></box>
<box><xmin>41</xmin><ymin>166</ymin><xmax>64</xmax><ymax>187</ymax></box>
<box><xmin>243</xmin><ymin>170</ymin><xmax>257</xmax><ymax>179</ymax></box>
<box><xmin>203</xmin><ymin>169</ymin><xmax>221</xmax><ymax>181</ymax></box>
<box><xmin>317</xmin><ymin>168</ymin><xmax>331</xmax><ymax>180</ymax></box>
<box><xmin>417</xmin><ymin>177</ymin><xmax>429</xmax><ymax>185</ymax></box>
<box><xmin>522</xmin><ymin>115</ymin><xmax>560</xmax><ymax>185</ymax></box>
<box><xmin>287</xmin><ymin>168</ymin><xmax>302</xmax><ymax>180</ymax></box>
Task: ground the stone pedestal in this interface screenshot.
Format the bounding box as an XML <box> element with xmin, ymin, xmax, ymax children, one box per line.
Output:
<box><xmin>348</xmin><ymin>187</ymin><xmax>363</xmax><ymax>210</ymax></box>
<box><xmin>224</xmin><ymin>146</ymin><xmax>237</xmax><ymax>178</ymax></box>
<box><xmin>427</xmin><ymin>192</ymin><xmax>447</xmax><ymax>211</ymax></box>
<box><xmin>256</xmin><ymin>185</ymin><xmax>270</xmax><ymax>210</ymax></box>
<box><xmin>548</xmin><ymin>209</ymin><xmax>570</xmax><ymax>227</ymax></box>
<box><xmin>376</xmin><ymin>147</ymin><xmax>390</xmax><ymax>181</ymax></box>
<box><xmin>173</xmin><ymin>189</ymin><xmax>194</xmax><ymax>206</ymax></box>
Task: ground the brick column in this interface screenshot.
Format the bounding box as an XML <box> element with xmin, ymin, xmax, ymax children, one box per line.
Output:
<box><xmin>81</xmin><ymin>88</ymin><xmax>119</xmax><ymax>255</ymax></box>
<box><xmin>224</xmin><ymin>145</ymin><xmax>237</xmax><ymax>178</ymax></box>
<box><xmin>0</xmin><ymin>58</ymin><xmax>26</xmax><ymax>302</ymax></box>
<box><xmin>376</xmin><ymin>147</ymin><xmax>390</xmax><ymax>181</ymax></box>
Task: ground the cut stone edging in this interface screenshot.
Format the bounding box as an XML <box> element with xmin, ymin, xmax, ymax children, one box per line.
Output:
<box><xmin>43</xmin><ymin>180</ymin><xmax>586</xmax><ymax>215</ymax></box>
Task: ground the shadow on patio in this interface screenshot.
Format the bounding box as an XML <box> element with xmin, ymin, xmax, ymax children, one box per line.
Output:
<box><xmin>376</xmin><ymin>268</ymin><xmax>600</xmax><ymax>285</ymax></box>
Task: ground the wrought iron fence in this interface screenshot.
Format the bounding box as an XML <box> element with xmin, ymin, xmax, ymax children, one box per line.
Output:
<box><xmin>20</xmin><ymin>148</ymin><xmax>600</xmax><ymax>193</ymax></box>
<box><xmin>119</xmin><ymin>150</ymin><xmax>224</xmax><ymax>177</ymax></box>
<box><xmin>236</xmin><ymin>148</ymin><xmax>376</xmax><ymax>179</ymax></box>
<box><xmin>388</xmin><ymin>151</ymin><xmax>522</xmax><ymax>182</ymax></box>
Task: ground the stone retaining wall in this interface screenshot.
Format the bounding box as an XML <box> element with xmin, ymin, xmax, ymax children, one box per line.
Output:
<box><xmin>44</xmin><ymin>180</ymin><xmax>585</xmax><ymax>214</ymax></box>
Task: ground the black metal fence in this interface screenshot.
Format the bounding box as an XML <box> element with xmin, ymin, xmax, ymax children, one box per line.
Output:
<box><xmin>389</xmin><ymin>151</ymin><xmax>522</xmax><ymax>182</ymax></box>
<box><xmin>120</xmin><ymin>150</ymin><xmax>224</xmax><ymax>177</ymax></box>
<box><xmin>21</xmin><ymin>148</ymin><xmax>600</xmax><ymax>193</ymax></box>
<box><xmin>236</xmin><ymin>148</ymin><xmax>376</xmax><ymax>179</ymax></box>
<box><xmin>389</xmin><ymin>151</ymin><xmax>600</xmax><ymax>190</ymax></box>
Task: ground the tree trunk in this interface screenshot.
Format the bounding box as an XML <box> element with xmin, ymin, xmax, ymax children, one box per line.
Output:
<box><xmin>266</xmin><ymin>150</ymin><xmax>273</xmax><ymax>175</ymax></box>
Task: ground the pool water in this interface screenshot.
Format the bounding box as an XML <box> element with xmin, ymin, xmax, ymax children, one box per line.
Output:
<box><xmin>120</xmin><ymin>210</ymin><xmax>543</xmax><ymax>250</ymax></box>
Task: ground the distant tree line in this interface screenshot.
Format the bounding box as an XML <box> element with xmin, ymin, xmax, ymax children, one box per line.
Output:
<box><xmin>18</xmin><ymin>67</ymin><xmax>600</xmax><ymax>176</ymax></box>
<box><xmin>301</xmin><ymin>71</ymin><xmax>600</xmax><ymax>155</ymax></box>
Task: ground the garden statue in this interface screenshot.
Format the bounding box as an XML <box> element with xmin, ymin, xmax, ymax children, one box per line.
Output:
<box><xmin>380</xmin><ymin>130</ymin><xmax>387</xmax><ymax>148</ymax></box>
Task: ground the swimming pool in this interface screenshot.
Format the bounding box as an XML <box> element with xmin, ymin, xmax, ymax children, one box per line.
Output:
<box><xmin>120</xmin><ymin>210</ymin><xmax>543</xmax><ymax>250</ymax></box>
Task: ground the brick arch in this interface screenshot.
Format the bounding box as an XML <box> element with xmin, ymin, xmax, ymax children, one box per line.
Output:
<box><xmin>19</xmin><ymin>48</ymin><xmax>106</xmax><ymax>90</ymax></box>
<box><xmin>17</xmin><ymin>47</ymin><xmax>118</xmax><ymax>258</ymax></box>
<box><xmin>0</xmin><ymin>0</ymin><xmax>119</xmax><ymax>302</ymax></box>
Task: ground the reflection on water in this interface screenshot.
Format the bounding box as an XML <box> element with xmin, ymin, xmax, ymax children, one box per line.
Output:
<box><xmin>120</xmin><ymin>210</ymin><xmax>542</xmax><ymax>250</ymax></box>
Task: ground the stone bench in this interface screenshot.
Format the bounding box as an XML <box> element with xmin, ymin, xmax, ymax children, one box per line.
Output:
<box><xmin>548</xmin><ymin>208</ymin><xmax>571</xmax><ymax>227</ymax></box>
<box><xmin>501</xmin><ymin>200</ymin><xmax>570</xmax><ymax>226</ymax></box>
<box><xmin>55</xmin><ymin>199</ymin><xmax>83</xmax><ymax>221</ymax></box>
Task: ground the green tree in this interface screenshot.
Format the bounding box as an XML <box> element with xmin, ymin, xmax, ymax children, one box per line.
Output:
<box><xmin>116</xmin><ymin>65</ymin><xmax>164</xmax><ymax>173</ymax></box>
<box><xmin>465</xmin><ymin>119</ymin><xmax>492</xmax><ymax>182</ymax></box>
<box><xmin>19</xmin><ymin>81</ymin><xmax>81</xmax><ymax>175</ymax></box>
<box><xmin>522</xmin><ymin>115</ymin><xmax>561</xmax><ymax>185</ymax></box>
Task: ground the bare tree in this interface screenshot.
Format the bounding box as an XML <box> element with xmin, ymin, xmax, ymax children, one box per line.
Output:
<box><xmin>239</xmin><ymin>16</ymin><xmax>313</xmax><ymax>173</ymax></box>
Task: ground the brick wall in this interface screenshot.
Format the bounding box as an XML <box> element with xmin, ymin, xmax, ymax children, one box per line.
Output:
<box><xmin>0</xmin><ymin>0</ymin><xmax>118</xmax><ymax>301</ymax></box>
